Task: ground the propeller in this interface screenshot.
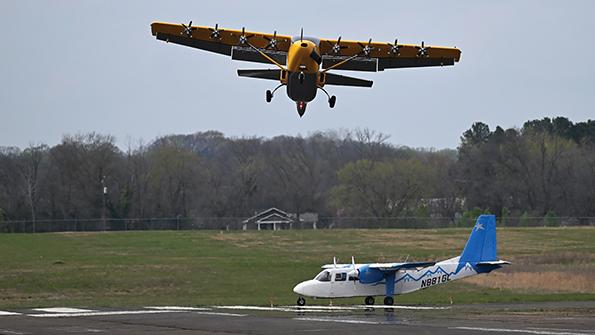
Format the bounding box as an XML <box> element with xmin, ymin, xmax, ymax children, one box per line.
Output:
<box><xmin>208</xmin><ymin>23</ymin><xmax>223</xmax><ymax>40</ymax></box>
<box><xmin>180</xmin><ymin>21</ymin><xmax>196</xmax><ymax>38</ymax></box>
<box><xmin>347</xmin><ymin>256</ymin><xmax>358</xmax><ymax>287</ymax></box>
<box><xmin>358</xmin><ymin>38</ymin><xmax>375</xmax><ymax>57</ymax></box>
<box><xmin>387</xmin><ymin>38</ymin><xmax>400</xmax><ymax>56</ymax></box>
<box><xmin>416</xmin><ymin>41</ymin><xmax>429</xmax><ymax>58</ymax></box>
<box><xmin>333</xmin><ymin>256</ymin><xmax>337</xmax><ymax>268</ymax></box>
<box><xmin>300</xmin><ymin>28</ymin><xmax>303</xmax><ymax>42</ymax></box>
<box><xmin>326</xmin><ymin>37</ymin><xmax>348</xmax><ymax>54</ymax></box>
<box><xmin>238</xmin><ymin>27</ymin><xmax>255</xmax><ymax>45</ymax></box>
<box><xmin>263</xmin><ymin>31</ymin><xmax>279</xmax><ymax>50</ymax></box>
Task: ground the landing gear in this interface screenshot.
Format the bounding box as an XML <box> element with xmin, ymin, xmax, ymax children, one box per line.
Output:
<box><xmin>328</xmin><ymin>95</ymin><xmax>336</xmax><ymax>108</ymax></box>
<box><xmin>297</xmin><ymin>297</ymin><xmax>306</xmax><ymax>306</ymax></box>
<box><xmin>318</xmin><ymin>86</ymin><xmax>336</xmax><ymax>108</ymax></box>
<box><xmin>383</xmin><ymin>296</ymin><xmax>394</xmax><ymax>306</ymax></box>
<box><xmin>266</xmin><ymin>90</ymin><xmax>273</xmax><ymax>103</ymax></box>
<box><xmin>265</xmin><ymin>84</ymin><xmax>284</xmax><ymax>103</ymax></box>
<box><xmin>364</xmin><ymin>296</ymin><xmax>375</xmax><ymax>305</ymax></box>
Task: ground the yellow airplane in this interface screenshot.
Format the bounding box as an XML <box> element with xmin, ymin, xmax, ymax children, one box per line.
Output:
<box><xmin>150</xmin><ymin>22</ymin><xmax>461</xmax><ymax>117</ymax></box>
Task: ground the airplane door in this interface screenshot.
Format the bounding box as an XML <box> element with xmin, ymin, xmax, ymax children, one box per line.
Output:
<box><xmin>331</xmin><ymin>272</ymin><xmax>347</xmax><ymax>297</ymax></box>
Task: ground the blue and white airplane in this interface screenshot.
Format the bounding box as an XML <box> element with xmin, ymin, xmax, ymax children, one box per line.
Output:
<box><xmin>293</xmin><ymin>215</ymin><xmax>510</xmax><ymax>306</ymax></box>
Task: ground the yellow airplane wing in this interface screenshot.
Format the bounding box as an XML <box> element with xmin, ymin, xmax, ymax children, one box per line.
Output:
<box><xmin>318</xmin><ymin>37</ymin><xmax>461</xmax><ymax>72</ymax></box>
<box><xmin>150</xmin><ymin>22</ymin><xmax>292</xmax><ymax>65</ymax></box>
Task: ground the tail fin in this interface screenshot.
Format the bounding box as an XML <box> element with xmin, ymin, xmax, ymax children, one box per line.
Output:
<box><xmin>459</xmin><ymin>215</ymin><xmax>497</xmax><ymax>263</ymax></box>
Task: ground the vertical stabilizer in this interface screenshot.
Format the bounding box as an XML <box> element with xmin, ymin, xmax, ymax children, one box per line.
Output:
<box><xmin>459</xmin><ymin>214</ymin><xmax>497</xmax><ymax>263</ymax></box>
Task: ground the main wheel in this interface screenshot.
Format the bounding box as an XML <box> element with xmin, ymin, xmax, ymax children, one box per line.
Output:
<box><xmin>297</xmin><ymin>297</ymin><xmax>306</xmax><ymax>306</ymax></box>
<box><xmin>383</xmin><ymin>296</ymin><xmax>394</xmax><ymax>306</ymax></box>
<box><xmin>329</xmin><ymin>96</ymin><xmax>336</xmax><ymax>108</ymax></box>
<box><xmin>266</xmin><ymin>90</ymin><xmax>273</xmax><ymax>103</ymax></box>
<box><xmin>364</xmin><ymin>296</ymin><xmax>375</xmax><ymax>305</ymax></box>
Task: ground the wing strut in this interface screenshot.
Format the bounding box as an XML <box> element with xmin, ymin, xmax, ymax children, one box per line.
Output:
<box><xmin>321</xmin><ymin>53</ymin><xmax>363</xmax><ymax>74</ymax></box>
<box><xmin>245</xmin><ymin>42</ymin><xmax>287</xmax><ymax>71</ymax></box>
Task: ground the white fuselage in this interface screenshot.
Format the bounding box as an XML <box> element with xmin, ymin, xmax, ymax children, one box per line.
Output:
<box><xmin>293</xmin><ymin>256</ymin><xmax>478</xmax><ymax>299</ymax></box>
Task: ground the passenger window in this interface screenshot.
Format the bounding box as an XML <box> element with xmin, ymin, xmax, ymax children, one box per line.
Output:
<box><xmin>348</xmin><ymin>275</ymin><xmax>359</xmax><ymax>281</ymax></box>
<box><xmin>315</xmin><ymin>271</ymin><xmax>331</xmax><ymax>282</ymax></box>
<box><xmin>335</xmin><ymin>273</ymin><xmax>346</xmax><ymax>281</ymax></box>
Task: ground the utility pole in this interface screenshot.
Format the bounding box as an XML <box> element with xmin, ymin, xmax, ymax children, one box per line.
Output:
<box><xmin>101</xmin><ymin>176</ymin><xmax>107</xmax><ymax>231</ymax></box>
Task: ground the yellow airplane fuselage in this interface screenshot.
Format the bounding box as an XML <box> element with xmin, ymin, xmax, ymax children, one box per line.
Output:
<box><xmin>282</xmin><ymin>40</ymin><xmax>324</xmax><ymax>111</ymax></box>
<box><xmin>286</xmin><ymin>40</ymin><xmax>319</xmax><ymax>74</ymax></box>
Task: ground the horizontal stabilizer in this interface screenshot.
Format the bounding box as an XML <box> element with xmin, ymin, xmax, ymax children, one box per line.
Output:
<box><xmin>237</xmin><ymin>69</ymin><xmax>281</xmax><ymax>81</ymax></box>
<box><xmin>477</xmin><ymin>260</ymin><xmax>510</xmax><ymax>266</ymax></box>
<box><xmin>324</xmin><ymin>73</ymin><xmax>373</xmax><ymax>87</ymax></box>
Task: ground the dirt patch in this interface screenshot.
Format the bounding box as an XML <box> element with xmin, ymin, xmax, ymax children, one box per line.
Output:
<box><xmin>464</xmin><ymin>271</ymin><xmax>595</xmax><ymax>293</ymax></box>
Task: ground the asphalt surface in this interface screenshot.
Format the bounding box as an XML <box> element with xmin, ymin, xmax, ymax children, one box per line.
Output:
<box><xmin>0</xmin><ymin>302</ymin><xmax>593</xmax><ymax>334</ymax></box>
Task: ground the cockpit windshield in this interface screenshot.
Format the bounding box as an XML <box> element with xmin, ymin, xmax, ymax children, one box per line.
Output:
<box><xmin>315</xmin><ymin>270</ymin><xmax>331</xmax><ymax>282</ymax></box>
<box><xmin>291</xmin><ymin>36</ymin><xmax>320</xmax><ymax>46</ymax></box>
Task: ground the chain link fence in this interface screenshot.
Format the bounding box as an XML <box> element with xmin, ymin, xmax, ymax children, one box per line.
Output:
<box><xmin>1</xmin><ymin>216</ymin><xmax>594</xmax><ymax>233</ymax></box>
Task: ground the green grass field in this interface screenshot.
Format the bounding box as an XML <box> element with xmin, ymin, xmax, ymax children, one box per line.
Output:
<box><xmin>0</xmin><ymin>227</ymin><xmax>594</xmax><ymax>309</ymax></box>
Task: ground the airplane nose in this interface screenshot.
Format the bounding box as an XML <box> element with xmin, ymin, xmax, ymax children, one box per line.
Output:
<box><xmin>293</xmin><ymin>282</ymin><xmax>305</xmax><ymax>295</ymax></box>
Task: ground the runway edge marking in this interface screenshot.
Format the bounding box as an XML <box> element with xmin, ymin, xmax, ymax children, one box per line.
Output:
<box><xmin>28</xmin><ymin>310</ymin><xmax>180</xmax><ymax>318</ymax></box>
<box><xmin>32</xmin><ymin>307</ymin><xmax>95</xmax><ymax>313</ymax></box>
<box><xmin>452</xmin><ymin>326</ymin><xmax>593</xmax><ymax>335</ymax></box>
<box><xmin>294</xmin><ymin>317</ymin><xmax>389</xmax><ymax>325</ymax></box>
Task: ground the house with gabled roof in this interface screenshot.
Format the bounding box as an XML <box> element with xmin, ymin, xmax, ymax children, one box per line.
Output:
<box><xmin>242</xmin><ymin>207</ymin><xmax>294</xmax><ymax>231</ymax></box>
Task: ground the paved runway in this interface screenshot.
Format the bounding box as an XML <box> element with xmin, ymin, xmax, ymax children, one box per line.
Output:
<box><xmin>0</xmin><ymin>302</ymin><xmax>593</xmax><ymax>334</ymax></box>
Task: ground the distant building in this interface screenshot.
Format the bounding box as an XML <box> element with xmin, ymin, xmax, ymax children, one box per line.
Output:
<box><xmin>242</xmin><ymin>208</ymin><xmax>318</xmax><ymax>230</ymax></box>
<box><xmin>242</xmin><ymin>208</ymin><xmax>294</xmax><ymax>231</ymax></box>
<box><xmin>290</xmin><ymin>212</ymin><xmax>318</xmax><ymax>229</ymax></box>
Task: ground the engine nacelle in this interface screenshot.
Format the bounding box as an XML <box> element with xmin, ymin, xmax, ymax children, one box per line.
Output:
<box><xmin>357</xmin><ymin>265</ymin><xmax>384</xmax><ymax>284</ymax></box>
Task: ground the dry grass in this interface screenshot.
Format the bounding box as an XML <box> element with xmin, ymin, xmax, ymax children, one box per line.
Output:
<box><xmin>465</xmin><ymin>271</ymin><xmax>595</xmax><ymax>293</ymax></box>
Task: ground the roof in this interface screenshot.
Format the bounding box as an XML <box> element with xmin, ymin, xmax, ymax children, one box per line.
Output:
<box><xmin>242</xmin><ymin>207</ymin><xmax>293</xmax><ymax>224</ymax></box>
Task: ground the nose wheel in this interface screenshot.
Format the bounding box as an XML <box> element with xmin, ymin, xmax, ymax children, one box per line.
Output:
<box><xmin>297</xmin><ymin>297</ymin><xmax>306</xmax><ymax>306</ymax></box>
<box><xmin>364</xmin><ymin>296</ymin><xmax>375</xmax><ymax>305</ymax></box>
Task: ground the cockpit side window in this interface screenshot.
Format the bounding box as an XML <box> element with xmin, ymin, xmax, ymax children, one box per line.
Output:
<box><xmin>315</xmin><ymin>271</ymin><xmax>331</xmax><ymax>282</ymax></box>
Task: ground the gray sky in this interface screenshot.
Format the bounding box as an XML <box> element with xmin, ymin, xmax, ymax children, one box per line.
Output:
<box><xmin>1</xmin><ymin>0</ymin><xmax>593</xmax><ymax>149</ymax></box>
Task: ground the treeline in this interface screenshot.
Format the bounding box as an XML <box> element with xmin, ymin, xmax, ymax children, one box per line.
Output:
<box><xmin>0</xmin><ymin>117</ymin><xmax>594</xmax><ymax>223</ymax></box>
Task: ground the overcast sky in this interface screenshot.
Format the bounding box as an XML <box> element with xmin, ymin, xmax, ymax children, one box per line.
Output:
<box><xmin>1</xmin><ymin>0</ymin><xmax>593</xmax><ymax>149</ymax></box>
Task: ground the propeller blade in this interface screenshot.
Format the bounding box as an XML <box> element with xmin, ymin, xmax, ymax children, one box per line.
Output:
<box><xmin>300</xmin><ymin>28</ymin><xmax>303</xmax><ymax>41</ymax></box>
<box><xmin>189</xmin><ymin>21</ymin><xmax>192</xmax><ymax>27</ymax></box>
<box><xmin>333</xmin><ymin>257</ymin><xmax>337</xmax><ymax>268</ymax></box>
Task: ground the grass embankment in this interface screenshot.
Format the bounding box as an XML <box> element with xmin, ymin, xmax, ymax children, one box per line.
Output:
<box><xmin>0</xmin><ymin>227</ymin><xmax>593</xmax><ymax>308</ymax></box>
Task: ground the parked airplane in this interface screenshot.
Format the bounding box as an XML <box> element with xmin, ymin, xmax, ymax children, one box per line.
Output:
<box><xmin>293</xmin><ymin>215</ymin><xmax>509</xmax><ymax>306</ymax></box>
